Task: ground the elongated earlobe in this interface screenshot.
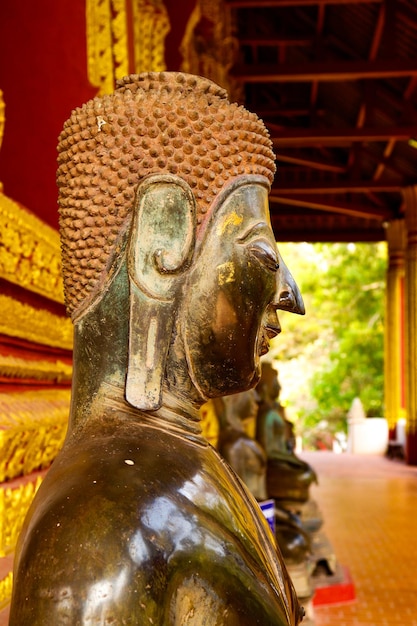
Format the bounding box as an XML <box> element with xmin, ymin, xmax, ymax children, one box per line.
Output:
<box><xmin>126</xmin><ymin>175</ymin><xmax>196</xmax><ymax>410</ymax></box>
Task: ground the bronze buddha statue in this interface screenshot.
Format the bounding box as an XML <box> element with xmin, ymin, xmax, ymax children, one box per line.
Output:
<box><xmin>217</xmin><ymin>390</ymin><xmax>311</xmax><ymax>567</ymax></box>
<box><xmin>217</xmin><ymin>389</ymin><xmax>268</xmax><ymax>501</ymax></box>
<box><xmin>256</xmin><ymin>363</ymin><xmax>317</xmax><ymax>503</ymax></box>
<box><xmin>10</xmin><ymin>72</ymin><xmax>305</xmax><ymax>625</ymax></box>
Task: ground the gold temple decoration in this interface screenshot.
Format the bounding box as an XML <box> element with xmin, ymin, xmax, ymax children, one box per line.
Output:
<box><xmin>86</xmin><ymin>0</ymin><xmax>169</xmax><ymax>95</ymax></box>
<box><xmin>0</xmin><ymin>476</ymin><xmax>43</xmax><ymax>557</ymax></box>
<box><xmin>0</xmin><ymin>354</ymin><xmax>72</xmax><ymax>384</ymax></box>
<box><xmin>0</xmin><ymin>389</ymin><xmax>70</xmax><ymax>482</ymax></box>
<box><xmin>0</xmin><ymin>571</ymin><xmax>12</xmax><ymax>610</ymax></box>
<box><xmin>111</xmin><ymin>0</ymin><xmax>130</xmax><ymax>80</ymax></box>
<box><xmin>403</xmin><ymin>186</ymin><xmax>417</xmax><ymax>435</ymax></box>
<box><xmin>131</xmin><ymin>0</ymin><xmax>170</xmax><ymax>73</ymax></box>
<box><xmin>0</xmin><ymin>193</ymin><xmax>64</xmax><ymax>303</ymax></box>
<box><xmin>0</xmin><ymin>295</ymin><xmax>73</xmax><ymax>350</ymax></box>
<box><xmin>384</xmin><ymin>220</ymin><xmax>406</xmax><ymax>430</ymax></box>
<box><xmin>86</xmin><ymin>0</ymin><xmax>126</xmax><ymax>95</ymax></box>
<box><xmin>199</xmin><ymin>400</ymin><xmax>255</xmax><ymax>447</ymax></box>
<box><xmin>199</xmin><ymin>400</ymin><xmax>220</xmax><ymax>448</ymax></box>
<box><xmin>180</xmin><ymin>0</ymin><xmax>240</xmax><ymax>101</ymax></box>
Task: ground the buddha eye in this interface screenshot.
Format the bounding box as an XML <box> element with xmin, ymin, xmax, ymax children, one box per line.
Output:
<box><xmin>248</xmin><ymin>241</ymin><xmax>280</xmax><ymax>272</ymax></box>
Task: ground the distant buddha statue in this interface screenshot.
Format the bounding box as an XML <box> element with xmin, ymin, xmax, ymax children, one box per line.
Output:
<box><xmin>256</xmin><ymin>363</ymin><xmax>317</xmax><ymax>503</ymax></box>
<box><xmin>217</xmin><ymin>389</ymin><xmax>268</xmax><ymax>501</ymax></box>
<box><xmin>217</xmin><ymin>390</ymin><xmax>311</xmax><ymax>566</ymax></box>
<box><xmin>10</xmin><ymin>72</ymin><xmax>305</xmax><ymax>625</ymax></box>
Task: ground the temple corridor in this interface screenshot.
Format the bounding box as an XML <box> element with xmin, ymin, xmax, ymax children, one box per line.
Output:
<box><xmin>303</xmin><ymin>451</ymin><xmax>417</xmax><ymax>626</ymax></box>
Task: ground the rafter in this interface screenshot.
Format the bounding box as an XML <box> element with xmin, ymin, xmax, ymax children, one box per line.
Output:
<box><xmin>230</xmin><ymin>0</ymin><xmax>416</xmax><ymax>244</ymax></box>
<box><xmin>257</xmin><ymin>108</ymin><xmax>326</xmax><ymax>118</ymax></box>
<box><xmin>232</xmin><ymin>59</ymin><xmax>417</xmax><ymax>82</ymax></box>
<box><xmin>272</xmin><ymin>181</ymin><xmax>403</xmax><ymax>193</ymax></box>
<box><xmin>272</xmin><ymin>126</ymin><xmax>417</xmax><ymax>147</ymax></box>
<box><xmin>227</xmin><ymin>0</ymin><xmax>383</xmax><ymax>7</ymax></box>
<box><xmin>239</xmin><ymin>37</ymin><xmax>313</xmax><ymax>46</ymax></box>
<box><xmin>276</xmin><ymin>151</ymin><xmax>347</xmax><ymax>173</ymax></box>
<box><xmin>358</xmin><ymin>145</ymin><xmax>410</xmax><ymax>179</ymax></box>
<box><xmin>269</xmin><ymin>194</ymin><xmax>392</xmax><ymax>219</ymax></box>
<box><xmin>270</xmin><ymin>221</ymin><xmax>385</xmax><ymax>243</ymax></box>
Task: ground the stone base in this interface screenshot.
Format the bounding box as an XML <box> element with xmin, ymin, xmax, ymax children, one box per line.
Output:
<box><xmin>312</xmin><ymin>563</ymin><xmax>355</xmax><ymax>606</ymax></box>
<box><xmin>310</xmin><ymin>529</ymin><xmax>338</xmax><ymax>575</ymax></box>
<box><xmin>298</xmin><ymin>596</ymin><xmax>316</xmax><ymax>626</ymax></box>
<box><xmin>278</xmin><ymin>498</ymin><xmax>323</xmax><ymax>534</ymax></box>
<box><xmin>286</xmin><ymin>560</ymin><xmax>313</xmax><ymax>599</ymax></box>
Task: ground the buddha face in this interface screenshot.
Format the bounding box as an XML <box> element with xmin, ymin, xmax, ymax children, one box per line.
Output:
<box><xmin>182</xmin><ymin>178</ymin><xmax>303</xmax><ymax>400</ymax></box>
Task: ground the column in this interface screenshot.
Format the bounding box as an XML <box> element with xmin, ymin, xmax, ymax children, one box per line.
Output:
<box><xmin>403</xmin><ymin>186</ymin><xmax>417</xmax><ymax>464</ymax></box>
<box><xmin>384</xmin><ymin>220</ymin><xmax>406</xmax><ymax>442</ymax></box>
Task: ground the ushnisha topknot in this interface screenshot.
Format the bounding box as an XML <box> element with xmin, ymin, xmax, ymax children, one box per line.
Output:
<box><xmin>57</xmin><ymin>72</ymin><xmax>276</xmax><ymax>319</ymax></box>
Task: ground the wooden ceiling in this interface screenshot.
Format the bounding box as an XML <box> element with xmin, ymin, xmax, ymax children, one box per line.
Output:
<box><xmin>226</xmin><ymin>0</ymin><xmax>417</xmax><ymax>242</ymax></box>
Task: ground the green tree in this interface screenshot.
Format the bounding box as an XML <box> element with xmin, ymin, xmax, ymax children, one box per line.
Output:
<box><xmin>269</xmin><ymin>241</ymin><xmax>387</xmax><ymax>442</ymax></box>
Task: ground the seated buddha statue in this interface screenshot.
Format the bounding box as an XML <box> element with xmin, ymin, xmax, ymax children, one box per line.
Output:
<box><xmin>10</xmin><ymin>72</ymin><xmax>305</xmax><ymax>626</ymax></box>
<box><xmin>256</xmin><ymin>363</ymin><xmax>317</xmax><ymax>503</ymax></box>
<box><xmin>217</xmin><ymin>389</ymin><xmax>268</xmax><ymax>501</ymax></box>
<box><xmin>217</xmin><ymin>389</ymin><xmax>311</xmax><ymax>566</ymax></box>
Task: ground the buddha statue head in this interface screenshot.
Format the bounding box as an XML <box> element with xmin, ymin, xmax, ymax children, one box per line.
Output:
<box><xmin>57</xmin><ymin>72</ymin><xmax>304</xmax><ymax>419</ymax></box>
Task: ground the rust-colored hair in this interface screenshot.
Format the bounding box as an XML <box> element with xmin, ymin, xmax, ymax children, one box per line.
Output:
<box><xmin>57</xmin><ymin>72</ymin><xmax>276</xmax><ymax>319</ymax></box>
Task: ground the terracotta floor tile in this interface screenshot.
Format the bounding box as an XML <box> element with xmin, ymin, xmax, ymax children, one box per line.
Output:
<box><xmin>302</xmin><ymin>451</ymin><xmax>417</xmax><ymax>626</ymax></box>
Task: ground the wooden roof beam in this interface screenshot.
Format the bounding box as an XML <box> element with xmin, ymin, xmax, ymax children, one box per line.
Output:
<box><xmin>227</xmin><ymin>0</ymin><xmax>383</xmax><ymax>7</ymax></box>
<box><xmin>232</xmin><ymin>59</ymin><xmax>417</xmax><ymax>82</ymax></box>
<box><xmin>272</xmin><ymin>126</ymin><xmax>417</xmax><ymax>147</ymax></box>
<box><xmin>271</xmin><ymin>181</ymin><xmax>402</xmax><ymax>194</ymax></box>
<box><xmin>256</xmin><ymin>108</ymin><xmax>326</xmax><ymax>118</ymax></box>
<box><xmin>276</xmin><ymin>151</ymin><xmax>347</xmax><ymax>173</ymax></box>
<box><xmin>269</xmin><ymin>194</ymin><xmax>392</xmax><ymax>219</ymax></box>
<box><xmin>239</xmin><ymin>37</ymin><xmax>313</xmax><ymax>46</ymax></box>
<box><xmin>357</xmin><ymin>145</ymin><xmax>408</xmax><ymax>179</ymax></box>
<box><xmin>270</xmin><ymin>223</ymin><xmax>386</xmax><ymax>243</ymax></box>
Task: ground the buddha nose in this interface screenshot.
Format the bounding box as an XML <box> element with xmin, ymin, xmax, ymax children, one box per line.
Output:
<box><xmin>274</xmin><ymin>250</ymin><xmax>305</xmax><ymax>315</ymax></box>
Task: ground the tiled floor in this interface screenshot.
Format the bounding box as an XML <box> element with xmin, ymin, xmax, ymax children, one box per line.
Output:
<box><xmin>2</xmin><ymin>451</ymin><xmax>416</xmax><ymax>625</ymax></box>
<box><xmin>303</xmin><ymin>451</ymin><xmax>417</xmax><ymax>626</ymax></box>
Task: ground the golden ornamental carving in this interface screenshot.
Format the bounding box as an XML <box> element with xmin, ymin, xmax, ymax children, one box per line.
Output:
<box><xmin>180</xmin><ymin>0</ymin><xmax>241</xmax><ymax>101</ymax></box>
<box><xmin>0</xmin><ymin>571</ymin><xmax>12</xmax><ymax>610</ymax></box>
<box><xmin>0</xmin><ymin>193</ymin><xmax>64</xmax><ymax>303</ymax></box>
<box><xmin>199</xmin><ymin>400</ymin><xmax>220</xmax><ymax>448</ymax></box>
<box><xmin>0</xmin><ymin>389</ymin><xmax>70</xmax><ymax>482</ymax></box>
<box><xmin>112</xmin><ymin>0</ymin><xmax>130</xmax><ymax>81</ymax></box>
<box><xmin>86</xmin><ymin>0</ymin><xmax>114</xmax><ymax>94</ymax></box>
<box><xmin>0</xmin><ymin>295</ymin><xmax>73</xmax><ymax>350</ymax></box>
<box><xmin>131</xmin><ymin>0</ymin><xmax>170</xmax><ymax>73</ymax></box>
<box><xmin>86</xmin><ymin>0</ymin><xmax>129</xmax><ymax>95</ymax></box>
<box><xmin>0</xmin><ymin>476</ymin><xmax>43</xmax><ymax>557</ymax></box>
<box><xmin>0</xmin><ymin>354</ymin><xmax>72</xmax><ymax>383</ymax></box>
<box><xmin>86</xmin><ymin>0</ymin><xmax>170</xmax><ymax>95</ymax></box>
<box><xmin>384</xmin><ymin>220</ymin><xmax>406</xmax><ymax>430</ymax></box>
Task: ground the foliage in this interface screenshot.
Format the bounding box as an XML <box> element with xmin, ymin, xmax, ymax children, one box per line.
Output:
<box><xmin>268</xmin><ymin>241</ymin><xmax>387</xmax><ymax>442</ymax></box>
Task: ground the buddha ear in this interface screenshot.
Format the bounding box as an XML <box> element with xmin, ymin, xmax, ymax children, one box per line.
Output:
<box><xmin>126</xmin><ymin>174</ymin><xmax>196</xmax><ymax>411</ymax></box>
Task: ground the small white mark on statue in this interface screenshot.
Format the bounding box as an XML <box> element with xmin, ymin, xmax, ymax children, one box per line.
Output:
<box><xmin>96</xmin><ymin>116</ymin><xmax>107</xmax><ymax>131</ymax></box>
<box><xmin>125</xmin><ymin>459</ymin><xmax>135</xmax><ymax>466</ymax></box>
